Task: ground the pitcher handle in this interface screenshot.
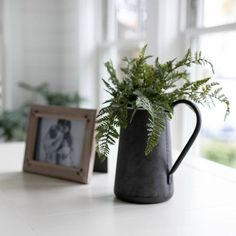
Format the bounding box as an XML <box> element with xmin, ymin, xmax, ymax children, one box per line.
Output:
<box><xmin>168</xmin><ymin>99</ymin><xmax>201</xmax><ymax>178</ymax></box>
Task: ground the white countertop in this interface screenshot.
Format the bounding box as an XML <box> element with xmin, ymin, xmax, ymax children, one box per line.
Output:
<box><xmin>0</xmin><ymin>142</ymin><xmax>236</xmax><ymax>236</ymax></box>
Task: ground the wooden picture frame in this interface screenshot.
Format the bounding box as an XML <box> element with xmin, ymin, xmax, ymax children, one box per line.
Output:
<box><xmin>23</xmin><ymin>105</ymin><xmax>97</xmax><ymax>184</ymax></box>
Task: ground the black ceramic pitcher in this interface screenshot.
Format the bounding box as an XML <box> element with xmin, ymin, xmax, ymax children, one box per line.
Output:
<box><xmin>114</xmin><ymin>99</ymin><xmax>201</xmax><ymax>204</ymax></box>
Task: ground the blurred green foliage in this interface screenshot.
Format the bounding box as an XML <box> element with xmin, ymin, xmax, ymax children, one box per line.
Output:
<box><xmin>18</xmin><ymin>82</ymin><xmax>82</xmax><ymax>106</ymax></box>
<box><xmin>0</xmin><ymin>107</ymin><xmax>27</xmax><ymax>141</ymax></box>
<box><xmin>201</xmin><ymin>139</ymin><xmax>236</xmax><ymax>168</ymax></box>
<box><xmin>0</xmin><ymin>82</ymin><xmax>82</xmax><ymax>141</ymax></box>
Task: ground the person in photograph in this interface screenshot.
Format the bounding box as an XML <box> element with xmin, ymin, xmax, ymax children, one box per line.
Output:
<box><xmin>43</xmin><ymin>122</ymin><xmax>64</xmax><ymax>163</ymax></box>
<box><xmin>56</xmin><ymin>120</ymin><xmax>74</xmax><ymax>166</ymax></box>
<box><xmin>43</xmin><ymin>119</ymin><xmax>74</xmax><ymax>166</ymax></box>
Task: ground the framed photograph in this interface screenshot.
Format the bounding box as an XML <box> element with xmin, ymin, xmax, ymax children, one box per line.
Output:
<box><xmin>23</xmin><ymin>105</ymin><xmax>97</xmax><ymax>184</ymax></box>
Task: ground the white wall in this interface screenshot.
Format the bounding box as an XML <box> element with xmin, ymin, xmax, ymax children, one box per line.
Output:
<box><xmin>77</xmin><ymin>0</ymin><xmax>99</xmax><ymax>109</ymax></box>
<box><xmin>3</xmin><ymin>0</ymin><xmax>85</xmax><ymax>109</ymax></box>
<box><xmin>3</xmin><ymin>0</ymin><xmax>99</xmax><ymax>109</ymax></box>
<box><xmin>60</xmin><ymin>0</ymin><xmax>80</xmax><ymax>94</ymax></box>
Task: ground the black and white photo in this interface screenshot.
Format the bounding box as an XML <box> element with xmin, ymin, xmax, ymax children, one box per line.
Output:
<box><xmin>35</xmin><ymin>117</ymin><xmax>86</xmax><ymax>168</ymax></box>
<box><xmin>23</xmin><ymin>105</ymin><xmax>97</xmax><ymax>184</ymax></box>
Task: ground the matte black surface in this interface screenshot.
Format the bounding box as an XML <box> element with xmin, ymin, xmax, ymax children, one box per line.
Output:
<box><xmin>168</xmin><ymin>99</ymin><xmax>201</xmax><ymax>176</ymax></box>
<box><xmin>114</xmin><ymin>109</ymin><xmax>174</xmax><ymax>204</ymax></box>
<box><xmin>94</xmin><ymin>152</ymin><xmax>108</xmax><ymax>173</ymax></box>
<box><xmin>114</xmin><ymin>100</ymin><xmax>201</xmax><ymax>204</ymax></box>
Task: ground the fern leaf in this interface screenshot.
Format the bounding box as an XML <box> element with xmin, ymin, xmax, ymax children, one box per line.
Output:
<box><xmin>136</xmin><ymin>95</ymin><xmax>167</xmax><ymax>155</ymax></box>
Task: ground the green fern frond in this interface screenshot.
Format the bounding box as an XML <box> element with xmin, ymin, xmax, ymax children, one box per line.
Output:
<box><xmin>136</xmin><ymin>95</ymin><xmax>169</xmax><ymax>155</ymax></box>
<box><xmin>105</xmin><ymin>61</ymin><xmax>120</xmax><ymax>87</ymax></box>
<box><xmin>102</xmin><ymin>79</ymin><xmax>116</xmax><ymax>95</ymax></box>
<box><xmin>96</xmin><ymin>105</ymin><xmax>120</xmax><ymax>160</ymax></box>
<box><xmin>96</xmin><ymin>45</ymin><xmax>230</xmax><ymax>160</ymax></box>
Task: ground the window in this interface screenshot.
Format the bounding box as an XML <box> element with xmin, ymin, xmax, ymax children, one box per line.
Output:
<box><xmin>186</xmin><ymin>0</ymin><xmax>236</xmax><ymax>168</ymax></box>
<box><xmin>98</xmin><ymin>0</ymin><xmax>147</xmax><ymax>105</ymax></box>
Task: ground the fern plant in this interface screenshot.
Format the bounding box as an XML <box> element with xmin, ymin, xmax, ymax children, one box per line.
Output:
<box><xmin>96</xmin><ymin>45</ymin><xmax>230</xmax><ymax>160</ymax></box>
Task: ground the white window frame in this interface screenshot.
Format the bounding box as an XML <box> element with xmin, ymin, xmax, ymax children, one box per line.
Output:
<box><xmin>181</xmin><ymin>0</ymin><xmax>236</xmax><ymax>156</ymax></box>
<box><xmin>185</xmin><ymin>0</ymin><xmax>236</xmax><ymax>51</ymax></box>
<box><xmin>97</xmin><ymin>0</ymin><xmax>147</xmax><ymax>107</ymax></box>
